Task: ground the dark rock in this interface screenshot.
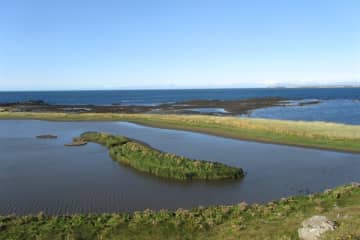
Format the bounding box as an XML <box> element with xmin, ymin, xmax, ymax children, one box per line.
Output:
<box><xmin>36</xmin><ymin>134</ymin><xmax>58</xmax><ymax>139</ymax></box>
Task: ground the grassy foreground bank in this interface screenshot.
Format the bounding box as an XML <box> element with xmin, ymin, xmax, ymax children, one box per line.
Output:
<box><xmin>1</xmin><ymin>184</ymin><xmax>360</xmax><ymax>240</ymax></box>
<box><xmin>80</xmin><ymin>132</ymin><xmax>243</xmax><ymax>180</ymax></box>
<box><xmin>1</xmin><ymin>112</ymin><xmax>360</xmax><ymax>153</ymax></box>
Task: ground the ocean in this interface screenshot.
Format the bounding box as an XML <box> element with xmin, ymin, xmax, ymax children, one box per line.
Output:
<box><xmin>0</xmin><ymin>88</ymin><xmax>359</xmax><ymax>105</ymax></box>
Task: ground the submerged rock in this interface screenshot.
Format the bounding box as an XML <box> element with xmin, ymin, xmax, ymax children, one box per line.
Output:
<box><xmin>298</xmin><ymin>216</ymin><xmax>336</xmax><ymax>240</ymax></box>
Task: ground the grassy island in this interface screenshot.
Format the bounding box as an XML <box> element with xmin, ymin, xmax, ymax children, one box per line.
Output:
<box><xmin>1</xmin><ymin>184</ymin><xmax>360</xmax><ymax>239</ymax></box>
<box><xmin>1</xmin><ymin>112</ymin><xmax>360</xmax><ymax>153</ymax></box>
<box><xmin>80</xmin><ymin>132</ymin><xmax>244</xmax><ymax>180</ymax></box>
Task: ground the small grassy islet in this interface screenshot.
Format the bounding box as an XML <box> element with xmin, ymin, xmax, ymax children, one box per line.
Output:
<box><xmin>80</xmin><ymin>132</ymin><xmax>244</xmax><ymax>180</ymax></box>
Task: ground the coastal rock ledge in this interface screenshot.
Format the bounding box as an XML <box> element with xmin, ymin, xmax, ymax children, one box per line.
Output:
<box><xmin>298</xmin><ymin>215</ymin><xmax>336</xmax><ymax>240</ymax></box>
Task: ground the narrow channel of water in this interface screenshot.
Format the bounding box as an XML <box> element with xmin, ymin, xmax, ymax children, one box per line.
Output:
<box><xmin>0</xmin><ymin>120</ymin><xmax>359</xmax><ymax>215</ymax></box>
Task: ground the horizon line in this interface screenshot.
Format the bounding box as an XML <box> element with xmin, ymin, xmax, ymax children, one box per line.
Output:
<box><xmin>1</xmin><ymin>85</ymin><xmax>360</xmax><ymax>92</ymax></box>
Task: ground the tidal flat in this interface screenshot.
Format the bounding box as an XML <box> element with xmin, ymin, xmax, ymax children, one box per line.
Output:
<box><xmin>0</xmin><ymin>120</ymin><xmax>359</xmax><ymax>216</ymax></box>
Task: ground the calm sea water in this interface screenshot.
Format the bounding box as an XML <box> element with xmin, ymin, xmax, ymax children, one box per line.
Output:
<box><xmin>245</xmin><ymin>99</ymin><xmax>360</xmax><ymax>125</ymax></box>
<box><xmin>1</xmin><ymin>120</ymin><xmax>359</xmax><ymax>215</ymax></box>
<box><xmin>1</xmin><ymin>88</ymin><xmax>359</xmax><ymax>105</ymax></box>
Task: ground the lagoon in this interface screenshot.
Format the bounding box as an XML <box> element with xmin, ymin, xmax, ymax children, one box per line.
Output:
<box><xmin>0</xmin><ymin>120</ymin><xmax>359</xmax><ymax>215</ymax></box>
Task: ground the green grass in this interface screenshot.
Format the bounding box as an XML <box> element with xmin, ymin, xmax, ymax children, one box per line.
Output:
<box><xmin>1</xmin><ymin>184</ymin><xmax>360</xmax><ymax>240</ymax></box>
<box><xmin>1</xmin><ymin>112</ymin><xmax>360</xmax><ymax>153</ymax></box>
<box><xmin>80</xmin><ymin>132</ymin><xmax>243</xmax><ymax>180</ymax></box>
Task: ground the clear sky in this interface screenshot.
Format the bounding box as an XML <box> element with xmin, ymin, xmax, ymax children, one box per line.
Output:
<box><xmin>0</xmin><ymin>0</ymin><xmax>359</xmax><ymax>90</ymax></box>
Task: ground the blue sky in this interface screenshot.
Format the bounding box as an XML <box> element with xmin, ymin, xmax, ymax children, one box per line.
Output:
<box><xmin>0</xmin><ymin>0</ymin><xmax>359</xmax><ymax>90</ymax></box>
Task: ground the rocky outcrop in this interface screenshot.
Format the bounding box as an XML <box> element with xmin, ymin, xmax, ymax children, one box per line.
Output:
<box><xmin>0</xmin><ymin>97</ymin><xmax>285</xmax><ymax>115</ymax></box>
<box><xmin>298</xmin><ymin>216</ymin><xmax>336</xmax><ymax>240</ymax></box>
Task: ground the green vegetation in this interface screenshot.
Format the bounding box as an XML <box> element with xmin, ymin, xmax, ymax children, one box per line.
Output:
<box><xmin>80</xmin><ymin>132</ymin><xmax>243</xmax><ymax>180</ymax></box>
<box><xmin>1</xmin><ymin>112</ymin><xmax>360</xmax><ymax>153</ymax></box>
<box><xmin>1</xmin><ymin>184</ymin><xmax>360</xmax><ymax>240</ymax></box>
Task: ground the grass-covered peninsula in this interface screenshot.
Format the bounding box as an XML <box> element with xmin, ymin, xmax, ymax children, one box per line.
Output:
<box><xmin>80</xmin><ymin>132</ymin><xmax>244</xmax><ymax>180</ymax></box>
<box><xmin>1</xmin><ymin>184</ymin><xmax>360</xmax><ymax>240</ymax></box>
<box><xmin>1</xmin><ymin>112</ymin><xmax>360</xmax><ymax>153</ymax></box>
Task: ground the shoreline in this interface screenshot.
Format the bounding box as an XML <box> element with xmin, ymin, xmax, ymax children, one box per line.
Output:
<box><xmin>122</xmin><ymin>119</ymin><xmax>360</xmax><ymax>154</ymax></box>
<box><xmin>0</xmin><ymin>112</ymin><xmax>359</xmax><ymax>153</ymax></box>
<box><xmin>1</xmin><ymin>183</ymin><xmax>360</xmax><ymax>239</ymax></box>
<box><xmin>0</xmin><ymin>97</ymin><xmax>285</xmax><ymax>115</ymax></box>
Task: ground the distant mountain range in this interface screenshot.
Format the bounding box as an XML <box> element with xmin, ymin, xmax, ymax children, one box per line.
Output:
<box><xmin>268</xmin><ymin>82</ymin><xmax>360</xmax><ymax>89</ymax></box>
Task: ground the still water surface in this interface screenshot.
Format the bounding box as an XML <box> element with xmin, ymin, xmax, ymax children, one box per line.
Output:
<box><xmin>246</xmin><ymin>99</ymin><xmax>360</xmax><ymax>125</ymax></box>
<box><xmin>0</xmin><ymin>120</ymin><xmax>359</xmax><ymax>215</ymax></box>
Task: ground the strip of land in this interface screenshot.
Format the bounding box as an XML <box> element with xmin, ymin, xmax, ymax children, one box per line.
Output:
<box><xmin>80</xmin><ymin>132</ymin><xmax>243</xmax><ymax>180</ymax></box>
<box><xmin>0</xmin><ymin>97</ymin><xmax>285</xmax><ymax>115</ymax></box>
<box><xmin>0</xmin><ymin>112</ymin><xmax>359</xmax><ymax>153</ymax></box>
<box><xmin>1</xmin><ymin>184</ymin><xmax>360</xmax><ymax>239</ymax></box>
